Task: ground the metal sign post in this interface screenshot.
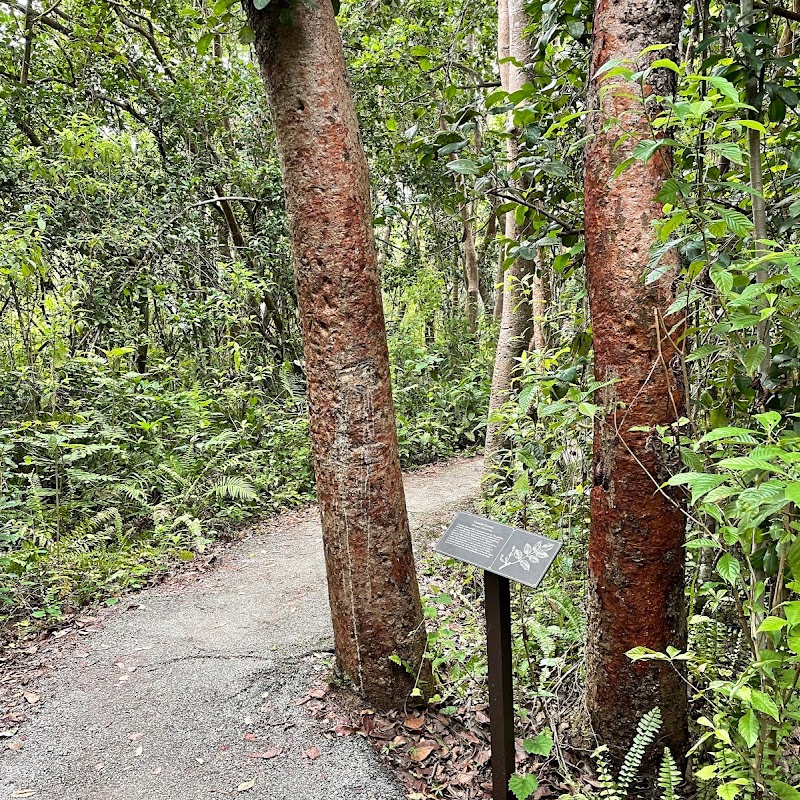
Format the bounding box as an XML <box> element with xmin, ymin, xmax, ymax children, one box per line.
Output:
<box><xmin>434</xmin><ymin>512</ymin><xmax>561</xmax><ymax>800</ymax></box>
<box><xmin>484</xmin><ymin>571</ymin><xmax>515</xmax><ymax>800</ymax></box>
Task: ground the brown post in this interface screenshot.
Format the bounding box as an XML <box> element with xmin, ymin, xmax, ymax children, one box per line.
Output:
<box><xmin>485</xmin><ymin>572</ymin><xmax>514</xmax><ymax>800</ymax></box>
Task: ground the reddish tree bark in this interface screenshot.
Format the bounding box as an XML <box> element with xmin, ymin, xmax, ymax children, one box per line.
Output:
<box><xmin>243</xmin><ymin>0</ymin><xmax>428</xmax><ymax>710</ymax></box>
<box><xmin>584</xmin><ymin>0</ymin><xmax>688</xmax><ymax>768</ymax></box>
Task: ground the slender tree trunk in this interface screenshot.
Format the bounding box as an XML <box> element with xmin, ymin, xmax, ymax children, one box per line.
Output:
<box><xmin>461</xmin><ymin>203</ymin><xmax>480</xmax><ymax>334</ymax></box>
<box><xmin>584</xmin><ymin>0</ymin><xmax>688</xmax><ymax>771</ymax></box>
<box><xmin>529</xmin><ymin>248</ymin><xmax>549</xmax><ymax>352</ymax></box>
<box><xmin>243</xmin><ymin>0</ymin><xmax>428</xmax><ymax>710</ymax></box>
<box><xmin>741</xmin><ymin>0</ymin><xmax>771</xmax><ymax>378</ymax></box>
<box><xmin>484</xmin><ymin>0</ymin><xmax>534</xmax><ymax>468</ymax></box>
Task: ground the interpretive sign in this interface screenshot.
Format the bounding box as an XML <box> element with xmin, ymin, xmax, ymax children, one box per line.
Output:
<box><xmin>435</xmin><ymin>512</ymin><xmax>562</xmax><ymax>800</ymax></box>
<box><xmin>434</xmin><ymin>511</ymin><xmax>561</xmax><ymax>589</ymax></box>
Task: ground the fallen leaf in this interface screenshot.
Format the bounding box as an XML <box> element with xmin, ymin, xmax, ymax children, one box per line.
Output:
<box><xmin>303</xmin><ymin>746</ymin><xmax>322</xmax><ymax>760</ymax></box>
<box><xmin>404</xmin><ymin>715</ymin><xmax>426</xmax><ymax>731</ymax></box>
<box><xmin>248</xmin><ymin>747</ymin><xmax>282</xmax><ymax>759</ymax></box>
<box><xmin>236</xmin><ymin>778</ymin><xmax>256</xmax><ymax>792</ymax></box>
<box><xmin>333</xmin><ymin>722</ymin><xmax>354</xmax><ymax>737</ymax></box>
<box><xmin>23</xmin><ymin>692</ymin><xmax>39</xmax><ymax>705</ymax></box>
<box><xmin>11</xmin><ymin>790</ymin><xmax>37</xmax><ymax>798</ymax></box>
<box><xmin>134</xmin><ymin>746</ymin><xmax>143</xmax><ymax>757</ymax></box>
<box><xmin>309</xmin><ymin>688</ymin><xmax>326</xmax><ymax>699</ymax></box>
<box><xmin>7</xmin><ymin>742</ymin><xmax>24</xmax><ymax>751</ymax></box>
<box><xmin>409</xmin><ymin>744</ymin><xmax>436</xmax><ymax>762</ymax></box>
<box><xmin>0</xmin><ymin>727</ymin><xmax>19</xmax><ymax>738</ymax></box>
<box><xmin>475</xmin><ymin>711</ymin><xmax>490</xmax><ymax>725</ymax></box>
<box><xmin>128</xmin><ymin>732</ymin><xmax>143</xmax><ymax>742</ymax></box>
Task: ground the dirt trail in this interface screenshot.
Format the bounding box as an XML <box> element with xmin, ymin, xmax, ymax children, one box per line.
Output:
<box><xmin>0</xmin><ymin>456</ymin><xmax>483</xmax><ymax>800</ymax></box>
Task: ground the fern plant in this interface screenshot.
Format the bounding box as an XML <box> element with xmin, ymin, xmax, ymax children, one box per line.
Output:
<box><xmin>561</xmin><ymin>709</ymin><xmax>683</xmax><ymax>800</ymax></box>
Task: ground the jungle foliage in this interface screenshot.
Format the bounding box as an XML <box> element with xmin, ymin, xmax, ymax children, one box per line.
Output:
<box><xmin>2</xmin><ymin>0</ymin><xmax>800</xmax><ymax>798</ymax></box>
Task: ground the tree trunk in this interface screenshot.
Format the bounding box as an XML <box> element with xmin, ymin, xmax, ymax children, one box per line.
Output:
<box><xmin>461</xmin><ymin>202</ymin><xmax>480</xmax><ymax>334</ymax></box>
<box><xmin>529</xmin><ymin>248</ymin><xmax>549</xmax><ymax>352</ymax></box>
<box><xmin>243</xmin><ymin>0</ymin><xmax>428</xmax><ymax>710</ymax></box>
<box><xmin>584</xmin><ymin>0</ymin><xmax>688</xmax><ymax>771</ymax></box>
<box><xmin>484</xmin><ymin>0</ymin><xmax>534</xmax><ymax>468</ymax></box>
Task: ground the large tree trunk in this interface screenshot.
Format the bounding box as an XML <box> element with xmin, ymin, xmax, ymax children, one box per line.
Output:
<box><xmin>584</xmin><ymin>0</ymin><xmax>688</xmax><ymax>771</ymax></box>
<box><xmin>243</xmin><ymin>0</ymin><xmax>428</xmax><ymax>710</ymax></box>
<box><xmin>484</xmin><ymin>0</ymin><xmax>534</xmax><ymax>468</ymax></box>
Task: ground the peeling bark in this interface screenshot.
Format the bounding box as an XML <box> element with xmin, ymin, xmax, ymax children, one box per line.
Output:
<box><xmin>243</xmin><ymin>0</ymin><xmax>428</xmax><ymax>710</ymax></box>
<box><xmin>584</xmin><ymin>0</ymin><xmax>688</xmax><ymax>770</ymax></box>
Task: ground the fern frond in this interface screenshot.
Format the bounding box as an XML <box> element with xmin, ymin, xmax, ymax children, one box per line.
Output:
<box><xmin>657</xmin><ymin>748</ymin><xmax>682</xmax><ymax>800</ymax></box>
<box><xmin>618</xmin><ymin>707</ymin><xmax>663</xmax><ymax>793</ymax></box>
<box><xmin>210</xmin><ymin>476</ymin><xmax>258</xmax><ymax>502</ymax></box>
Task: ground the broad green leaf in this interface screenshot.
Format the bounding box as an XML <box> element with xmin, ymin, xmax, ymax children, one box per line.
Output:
<box><xmin>717</xmin><ymin>782</ymin><xmax>743</xmax><ymax>800</ymax></box>
<box><xmin>783</xmin><ymin>600</ymin><xmax>800</xmax><ymax>626</ymax></box>
<box><xmin>757</xmin><ymin>616</ymin><xmax>787</xmax><ymax>632</ymax></box>
<box><xmin>737</xmin><ymin>709</ymin><xmax>759</xmax><ymax>748</ymax></box>
<box><xmin>509</xmin><ymin>773</ymin><xmax>538</xmax><ymax>800</ymax></box>
<box><xmin>786</xmin><ymin>482</ymin><xmax>800</xmax><ymax>505</ymax></box>
<box><xmin>742</xmin><ymin>344</ymin><xmax>767</xmax><ymax>376</ymax></box>
<box><xmin>771</xmin><ymin>781</ymin><xmax>800</xmax><ymax>800</ymax></box>
<box><xmin>523</xmin><ymin>730</ymin><xmax>553</xmax><ymax>756</ymax></box>
<box><xmin>716</xmin><ymin>456</ymin><xmax>774</xmax><ymax>472</ymax></box>
<box><xmin>699</xmin><ymin>427</ymin><xmax>759</xmax><ymax>445</ymax></box>
<box><xmin>719</xmin><ymin>207</ymin><xmax>754</xmax><ymax>236</ymax></box>
<box><xmin>238</xmin><ymin>25</ymin><xmax>255</xmax><ymax>45</ymax></box>
<box><xmin>196</xmin><ymin>32</ymin><xmax>214</xmax><ymax>55</ymax></box>
<box><xmin>716</xmin><ymin>553</ymin><xmax>740</xmax><ymax>584</ymax></box>
<box><xmin>750</xmin><ymin>689</ymin><xmax>780</xmax><ymax>721</ymax></box>
<box><xmin>709</xmin><ymin>142</ymin><xmax>746</xmax><ymax>166</ymax></box>
<box><xmin>446</xmin><ymin>159</ymin><xmax>479</xmax><ymax>176</ymax></box>
<box><xmin>707</xmin><ymin>75</ymin><xmax>740</xmax><ymax>102</ymax></box>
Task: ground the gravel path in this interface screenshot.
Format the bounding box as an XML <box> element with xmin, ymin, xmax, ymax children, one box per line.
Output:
<box><xmin>0</xmin><ymin>456</ymin><xmax>483</xmax><ymax>800</ymax></box>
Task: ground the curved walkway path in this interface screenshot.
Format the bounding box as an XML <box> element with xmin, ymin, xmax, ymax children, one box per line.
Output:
<box><xmin>0</xmin><ymin>457</ymin><xmax>483</xmax><ymax>800</ymax></box>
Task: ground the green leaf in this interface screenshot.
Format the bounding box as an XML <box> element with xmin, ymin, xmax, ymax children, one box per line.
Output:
<box><xmin>771</xmin><ymin>780</ymin><xmax>800</xmax><ymax>800</ymax></box>
<box><xmin>750</xmin><ymin>689</ymin><xmax>780</xmax><ymax>721</ymax></box>
<box><xmin>667</xmin><ymin>472</ymin><xmax>728</xmax><ymax>504</ymax></box>
<box><xmin>631</xmin><ymin>139</ymin><xmax>665</xmax><ymax>162</ymax></box>
<box><xmin>509</xmin><ymin>773</ymin><xmax>538</xmax><ymax>800</ymax></box>
<box><xmin>709</xmin><ymin>142</ymin><xmax>746</xmax><ymax>166</ymax></box>
<box><xmin>438</xmin><ymin>141</ymin><xmax>467</xmax><ymax>156</ymax></box>
<box><xmin>238</xmin><ymin>25</ymin><xmax>255</xmax><ymax>45</ymax></box>
<box><xmin>717</xmin><ymin>553</ymin><xmax>741</xmax><ymax>584</ymax></box>
<box><xmin>786</xmin><ymin>482</ymin><xmax>800</xmax><ymax>505</ymax></box>
<box><xmin>788</xmin><ymin>537</ymin><xmax>800</xmax><ymax>580</ymax></box>
<box><xmin>196</xmin><ymin>32</ymin><xmax>214</xmax><ymax>55</ymax></box>
<box><xmin>253</xmin><ymin>0</ymin><xmax>271</xmax><ymax>9</ymax></box>
<box><xmin>523</xmin><ymin>731</ymin><xmax>553</xmax><ymax>756</ymax></box>
<box><xmin>716</xmin><ymin>456</ymin><xmax>774</xmax><ymax>472</ymax></box>
<box><xmin>742</xmin><ymin>344</ymin><xmax>767</xmax><ymax>376</ymax></box>
<box><xmin>737</xmin><ymin>709</ymin><xmax>759</xmax><ymax>748</ymax></box>
<box><xmin>719</xmin><ymin>207</ymin><xmax>754</xmax><ymax>236</ymax></box>
<box><xmin>707</xmin><ymin>75</ymin><xmax>740</xmax><ymax>102</ymax></box>
<box><xmin>446</xmin><ymin>159</ymin><xmax>479</xmax><ymax>176</ymax></box>
<box><xmin>717</xmin><ymin>782</ymin><xmax>742</xmax><ymax>800</ymax></box>
<box><xmin>782</xmin><ymin>601</ymin><xmax>800</xmax><ymax>629</ymax></box>
<box><xmin>757</xmin><ymin>616</ymin><xmax>787</xmax><ymax>632</ymax></box>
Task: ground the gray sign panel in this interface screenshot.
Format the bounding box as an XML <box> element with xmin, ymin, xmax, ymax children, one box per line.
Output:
<box><xmin>434</xmin><ymin>511</ymin><xmax>561</xmax><ymax>589</ymax></box>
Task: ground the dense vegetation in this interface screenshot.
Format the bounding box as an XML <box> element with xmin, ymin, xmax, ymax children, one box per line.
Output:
<box><xmin>2</xmin><ymin>0</ymin><xmax>800</xmax><ymax>797</ymax></box>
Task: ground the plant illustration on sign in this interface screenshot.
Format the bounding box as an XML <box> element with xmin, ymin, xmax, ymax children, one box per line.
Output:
<box><xmin>498</xmin><ymin>539</ymin><xmax>555</xmax><ymax>572</ymax></box>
